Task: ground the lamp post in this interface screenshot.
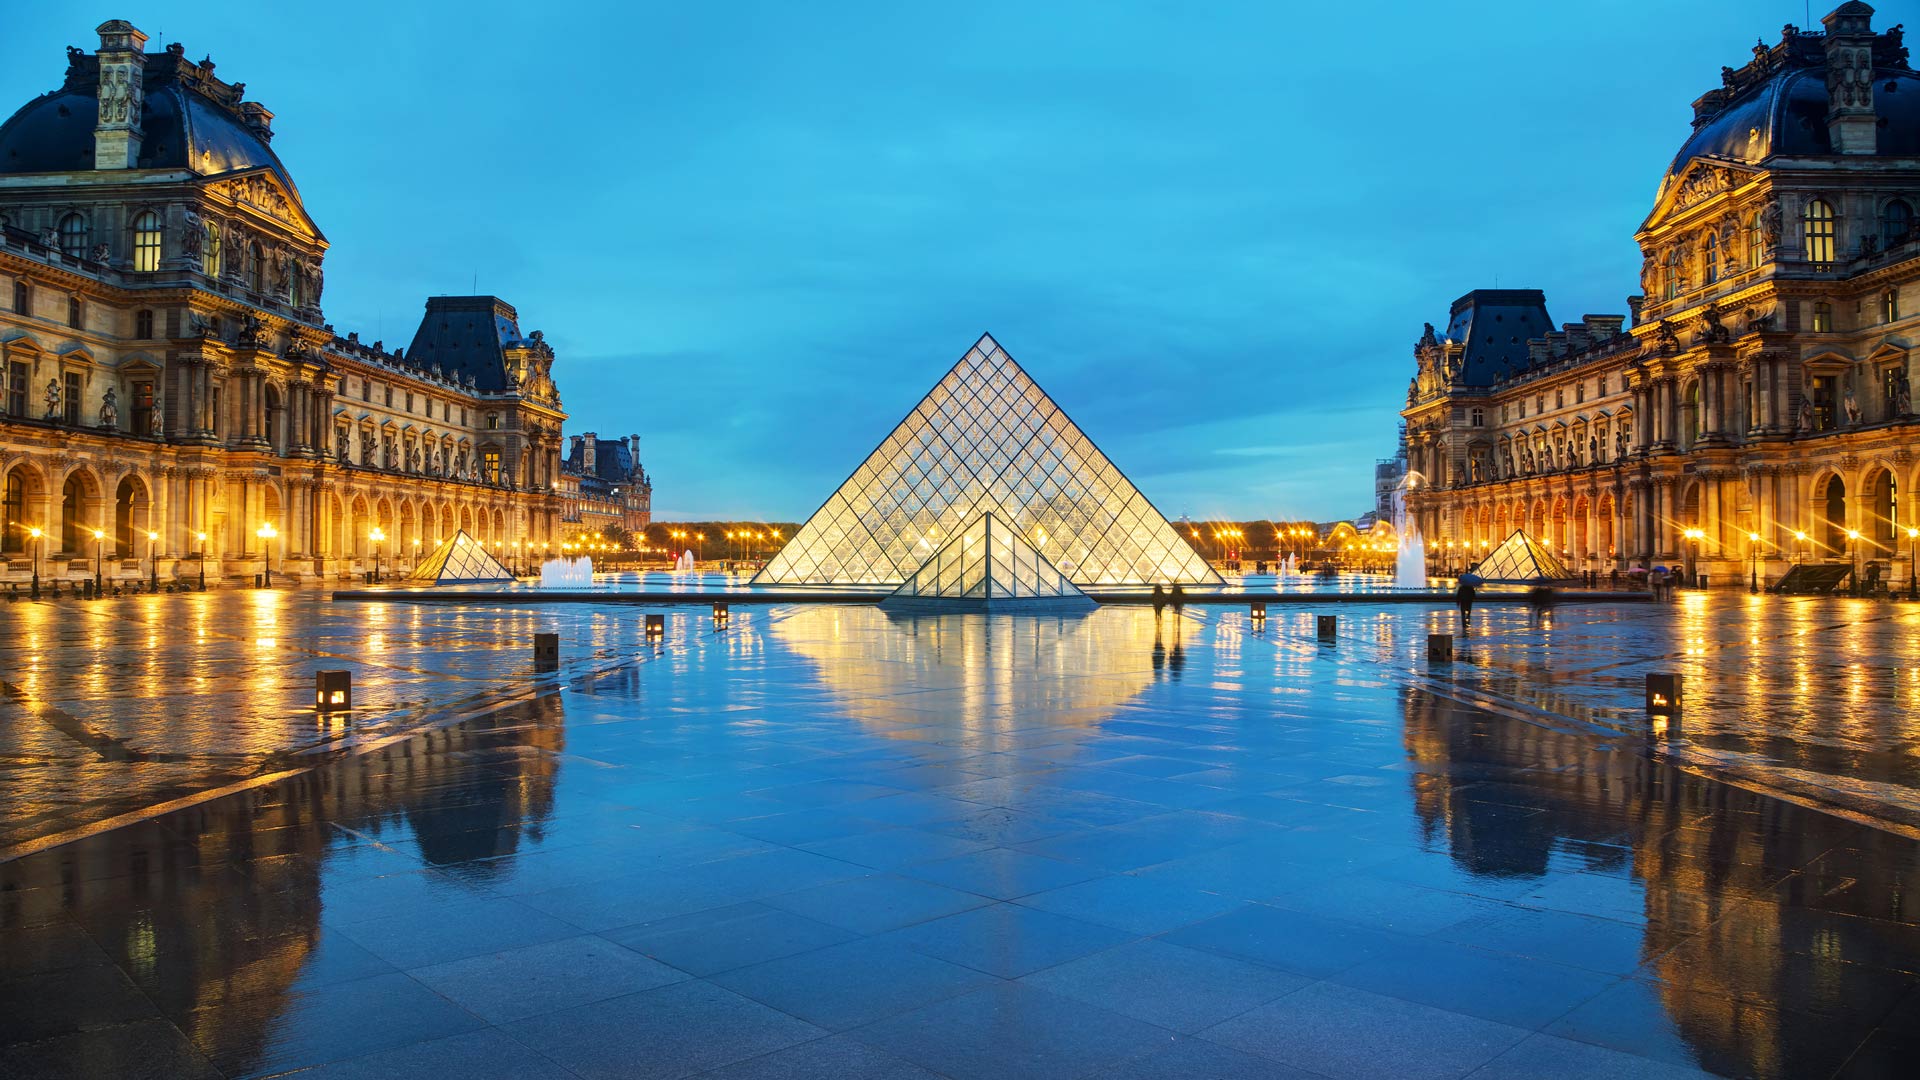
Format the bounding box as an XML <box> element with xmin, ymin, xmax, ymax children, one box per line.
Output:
<box><xmin>147</xmin><ymin>531</ymin><xmax>159</xmax><ymax>592</ymax></box>
<box><xmin>28</xmin><ymin>525</ymin><xmax>42</xmax><ymax>600</ymax></box>
<box><xmin>1793</xmin><ymin>531</ymin><xmax>1809</xmax><ymax>567</ymax></box>
<box><xmin>1682</xmin><ymin>528</ymin><xmax>1703</xmax><ymax>588</ymax></box>
<box><xmin>196</xmin><ymin>531</ymin><xmax>208</xmax><ymax>590</ymax></box>
<box><xmin>1748</xmin><ymin>532</ymin><xmax>1761</xmax><ymax>594</ymax></box>
<box><xmin>1908</xmin><ymin>527</ymin><xmax>1918</xmax><ymax>601</ymax></box>
<box><xmin>91</xmin><ymin>528</ymin><xmax>104</xmax><ymax>593</ymax></box>
<box><xmin>257</xmin><ymin>522</ymin><xmax>278</xmax><ymax>587</ymax></box>
<box><xmin>1847</xmin><ymin>528</ymin><xmax>1862</xmax><ymax>595</ymax></box>
<box><xmin>369</xmin><ymin>526</ymin><xmax>386</xmax><ymax>583</ymax></box>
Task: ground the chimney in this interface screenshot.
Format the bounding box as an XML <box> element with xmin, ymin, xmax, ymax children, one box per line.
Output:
<box><xmin>581</xmin><ymin>432</ymin><xmax>597</xmax><ymax>476</ymax></box>
<box><xmin>628</xmin><ymin>434</ymin><xmax>640</xmax><ymax>464</ymax></box>
<box><xmin>1822</xmin><ymin>2</ymin><xmax>1877</xmax><ymax>155</ymax></box>
<box><xmin>568</xmin><ymin>434</ymin><xmax>583</xmax><ymax>467</ymax></box>
<box><xmin>238</xmin><ymin>101</ymin><xmax>274</xmax><ymax>141</ymax></box>
<box><xmin>92</xmin><ymin>20</ymin><xmax>148</xmax><ymax>169</ymax></box>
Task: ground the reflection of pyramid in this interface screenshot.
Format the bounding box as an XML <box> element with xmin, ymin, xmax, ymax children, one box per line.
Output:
<box><xmin>882</xmin><ymin>512</ymin><xmax>1094</xmax><ymax>611</ymax></box>
<box><xmin>1473</xmin><ymin>529</ymin><xmax>1571</xmax><ymax>583</ymax></box>
<box><xmin>753</xmin><ymin>334</ymin><xmax>1219</xmax><ymax>588</ymax></box>
<box><xmin>407</xmin><ymin>529</ymin><xmax>514</xmax><ymax>584</ymax></box>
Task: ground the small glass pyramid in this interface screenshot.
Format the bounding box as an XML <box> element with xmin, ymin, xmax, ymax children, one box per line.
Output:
<box><xmin>406</xmin><ymin>529</ymin><xmax>515</xmax><ymax>584</ymax></box>
<box><xmin>1472</xmin><ymin>529</ymin><xmax>1572</xmax><ymax>583</ymax></box>
<box><xmin>882</xmin><ymin>511</ymin><xmax>1094</xmax><ymax>610</ymax></box>
<box><xmin>755</xmin><ymin>334</ymin><xmax>1220</xmax><ymax>588</ymax></box>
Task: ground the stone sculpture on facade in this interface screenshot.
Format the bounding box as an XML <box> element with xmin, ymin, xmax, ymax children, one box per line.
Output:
<box><xmin>98</xmin><ymin>388</ymin><xmax>117</xmax><ymax>429</ymax></box>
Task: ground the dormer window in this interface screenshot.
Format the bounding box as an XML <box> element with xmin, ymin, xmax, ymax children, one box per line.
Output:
<box><xmin>132</xmin><ymin>211</ymin><xmax>163</xmax><ymax>272</ymax></box>
<box><xmin>1803</xmin><ymin>199</ymin><xmax>1836</xmax><ymax>265</ymax></box>
<box><xmin>1884</xmin><ymin>200</ymin><xmax>1913</xmax><ymax>247</ymax></box>
<box><xmin>57</xmin><ymin>212</ymin><xmax>89</xmax><ymax>258</ymax></box>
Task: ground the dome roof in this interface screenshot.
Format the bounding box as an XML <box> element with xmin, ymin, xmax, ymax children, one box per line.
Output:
<box><xmin>1666</xmin><ymin>52</ymin><xmax>1920</xmax><ymax>181</ymax></box>
<box><xmin>0</xmin><ymin>50</ymin><xmax>299</xmax><ymax>194</ymax></box>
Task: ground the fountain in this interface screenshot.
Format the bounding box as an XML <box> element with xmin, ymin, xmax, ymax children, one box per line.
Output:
<box><xmin>673</xmin><ymin>550</ymin><xmax>695</xmax><ymax>573</ymax></box>
<box><xmin>539</xmin><ymin>555</ymin><xmax>594</xmax><ymax>589</ymax></box>
<box><xmin>1391</xmin><ymin>473</ymin><xmax>1429</xmax><ymax>589</ymax></box>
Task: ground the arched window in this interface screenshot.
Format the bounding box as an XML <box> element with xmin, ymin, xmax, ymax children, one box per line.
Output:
<box><xmin>58</xmin><ymin>213</ymin><xmax>89</xmax><ymax>257</ymax></box>
<box><xmin>202</xmin><ymin>220</ymin><xmax>221</xmax><ymax>277</ymax></box>
<box><xmin>131</xmin><ymin>211</ymin><xmax>162</xmax><ymax>272</ymax></box>
<box><xmin>1663</xmin><ymin>249</ymin><xmax>1682</xmax><ymax>300</ymax></box>
<box><xmin>1884</xmin><ymin>199</ymin><xmax>1913</xmax><ymax>247</ymax></box>
<box><xmin>1702</xmin><ymin>232</ymin><xmax>1719</xmax><ymax>284</ymax></box>
<box><xmin>246</xmin><ymin>241</ymin><xmax>264</xmax><ymax>292</ymax></box>
<box><xmin>1803</xmin><ymin>199</ymin><xmax>1836</xmax><ymax>264</ymax></box>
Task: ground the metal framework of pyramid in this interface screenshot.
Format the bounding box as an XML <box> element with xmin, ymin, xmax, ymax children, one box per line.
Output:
<box><xmin>406</xmin><ymin>529</ymin><xmax>514</xmax><ymax>584</ymax></box>
<box><xmin>881</xmin><ymin>511</ymin><xmax>1095</xmax><ymax>610</ymax></box>
<box><xmin>1473</xmin><ymin>529</ymin><xmax>1572</xmax><ymax>584</ymax></box>
<box><xmin>754</xmin><ymin>334</ymin><xmax>1220</xmax><ymax>588</ymax></box>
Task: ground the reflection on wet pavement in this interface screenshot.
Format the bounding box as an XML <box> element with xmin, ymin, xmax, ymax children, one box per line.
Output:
<box><xmin>2</xmin><ymin>599</ymin><xmax>1918</xmax><ymax>1078</ymax></box>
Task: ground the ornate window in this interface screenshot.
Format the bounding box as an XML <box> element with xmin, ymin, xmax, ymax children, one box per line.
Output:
<box><xmin>201</xmin><ymin>219</ymin><xmax>221</xmax><ymax>277</ymax></box>
<box><xmin>1663</xmin><ymin>248</ymin><xmax>1682</xmax><ymax>300</ymax></box>
<box><xmin>483</xmin><ymin>449</ymin><xmax>501</xmax><ymax>483</ymax></box>
<box><xmin>134</xmin><ymin>308</ymin><xmax>154</xmax><ymax>339</ymax></box>
<box><xmin>131</xmin><ymin>211</ymin><xmax>163</xmax><ymax>271</ymax></box>
<box><xmin>58</xmin><ymin>212</ymin><xmax>89</xmax><ymax>257</ymax></box>
<box><xmin>1884</xmin><ymin>199</ymin><xmax>1913</xmax><ymax>247</ymax></box>
<box><xmin>1803</xmin><ymin>199</ymin><xmax>1836</xmax><ymax>264</ymax></box>
<box><xmin>246</xmin><ymin>242</ymin><xmax>264</xmax><ymax>292</ymax></box>
<box><xmin>131</xmin><ymin>380</ymin><xmax>154</xmax><ymax>434</ymax></box>
<box><xmin>1813</xmin><ymin>301</ymin><xmax>1833</xmax><ymax>332</ymax></box>
<box><xmin>1746</xmin><ymin>210</ymin><xmax>1764</xmax><ymax>260</ymax></box>
<box><xmin>1702</xmin><ymin>231</ymin><xmax>1719</xmax><ymax>284</ymax></box>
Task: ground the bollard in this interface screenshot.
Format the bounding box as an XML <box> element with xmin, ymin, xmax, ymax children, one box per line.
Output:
<box><xmin>1249</xmin><ymin>601</ymin><xmax>1267</xmax><ymax>625</ymax></box>
<box><xmin>254</xmin><ymin>573</ymin><xmax>263</xmax><ymax>589</ymax></box>
<box><xmin>645</xmin><ymin>613</ymin><xmax>665</xmax><ymax>641</ymax></box>
<box><xmin>533</xmin><ymin>632</ymin><xmax>560</xmax><ymax>673</ymax></box>
<box><xmin>712</xmin><ymin>602</ymin><xmax>730</xmax><ymax>629</ymax></box>
<box><xmin>1428</xmin><ymin>633</ymin><xmax>1454</xmax><ymax>662</ymax></box>
<box><xmin>1317</xmin><ymin>615</ymin><xmax>1337</xmax><ymax>642</ymax></box>
<box><xmin>1645</xmin><ymin>672</ymin><xmax>1681</xmax><ymax>736</ymax></box>
<box><xmin>315</xmin><ymin>670</ymin><xmax>352</xmax><ymax>712</ymax></box>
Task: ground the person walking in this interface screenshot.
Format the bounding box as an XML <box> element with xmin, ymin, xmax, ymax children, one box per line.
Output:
<box><xmin>1455</xmin><ymin>575</ymin><xmax>1477</xmax><ymax>628</ymax></box>
<box><xmin>1169</xmin><ymin>582</ymin><xmax>1185</xmax><ymax>612</ymax></box>
<box><xmin>1151</xmin><ymin>583</ymin><xmax>1167</xmax><ymax>616</ymax></box>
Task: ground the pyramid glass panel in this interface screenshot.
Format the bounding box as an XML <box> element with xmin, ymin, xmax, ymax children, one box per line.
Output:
<box><xmin>756</xmin><ymin>334</ymin><xmax>1219</xmax><ymax>588</ymax></box>
<box><xmin>1472</xmin><ymin>529</ymin><xmax>1573</xmax><ymax>583</ymax></box>
<box><xmin>883</xmin><ymin>512</ymin><xmax>1092</xmax><ymax>610</ymax></box>
<box><xmin>406</xmin><ymin>529</ymin><xmax>515</xmax><ymax>584</ymax></box>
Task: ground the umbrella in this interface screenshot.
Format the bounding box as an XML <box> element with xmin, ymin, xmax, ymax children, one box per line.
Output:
<box><xmin>1457</xmin><ymin>571</ymin><xmax>1484</xmax><ymax>586</ymax></box>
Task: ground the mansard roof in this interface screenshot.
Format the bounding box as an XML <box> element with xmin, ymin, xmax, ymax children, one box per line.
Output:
<box><xmin>0</xmin><ymin>45</ymin><xmax>300</xmax><ymax>194</ymax></box>
<box><xmin>402</xmin><ymin>296</ymin><xmax>535</xmax><ymax>394</ymax></box>
<box><xmin>1441</xmin><ymin>290</ymin><xmax>1552</xmax><ymax>387</ymax></box>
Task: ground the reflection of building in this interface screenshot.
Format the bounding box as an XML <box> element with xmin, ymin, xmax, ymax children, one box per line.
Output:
<box><xmin>756</xmin><ymin>334</ymin><xmax>1219</xmax><ymax>587</ymax></box>
<box><xmin>561</xmin><ymin>431</ymin><xmax>652</xmax><ymax>539</ymax></box>
<box><xmin>0</xmin><ymin>21</ymin><xmax>567</xmax><ymax>585</ymax></box>
<box><xmin>1374</xmin><ymin>424</ymin><xmax>1407</xmax><ymax>521</ymax></box>
<box><xmin>1399</xmin><ymin>686</ymin><xmax>1918</xmax><ymax>1078</ymax></box>
<box><xmin>1403</xmin><ymin>4</ymin><xmax>1919</xmax><ymax>588</ymax></box>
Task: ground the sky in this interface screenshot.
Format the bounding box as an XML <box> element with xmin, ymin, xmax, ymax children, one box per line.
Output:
<box><xmin>6</xmin><ymin>0</ymin><xmax>1824</xmax><ymax>520</ymax></box>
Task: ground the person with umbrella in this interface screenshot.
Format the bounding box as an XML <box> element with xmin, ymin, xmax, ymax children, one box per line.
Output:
<box><xmin>1455</xmin><ymin>565</ymin><xmax>1483</xmax><ymax>628</ymax></box>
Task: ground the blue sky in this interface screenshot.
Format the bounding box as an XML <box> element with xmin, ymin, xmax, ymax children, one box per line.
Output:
<box><xmin>8</xmin><ymin>1</ymin><xmax>1806</xmax><ymax>519</ymax></box>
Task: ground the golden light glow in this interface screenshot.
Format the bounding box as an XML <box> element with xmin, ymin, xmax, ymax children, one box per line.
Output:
<box><xmin>370</xmin><ymin>527</ymin><xmax>387</xmax><ymax>543</ymax></box>
<box><xmin>28</xmin><ymin>527</ymin><xmax>42</xmax><ymax>539</ymax></box>
<box><xmin>256</xmin><ymin>523</ymin><xmax>278</xmax><ymax>540</ymax></box>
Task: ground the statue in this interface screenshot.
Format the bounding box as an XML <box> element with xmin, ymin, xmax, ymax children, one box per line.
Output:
<box><xmin>99</xmin><ymin>388</ymin><xmax>118</xmax><ymax>429</ymax></box>
<box><xmin>1589</xmin><ymin>435</ymin><xmax>1599</xmax><ymax>463</ymax></box>
<box><xmin>1894</xmin><ymin>373</ymin><xmax>1913</xmax><ymax>418</ymax></box>
<box><xmin>237</xmin><ymin>316</ymin><xmax>263</xmax><ymax>348</ymax></box>
<box><xmin>410</xmin><ymin>445</ymin><xmax>422</xmax><ymax>473</ymax></box>
<box><xmin>1843</xmin><ymin>385</ymin><xmax>1862</xmax><ymax>425</ymax></box>
<box><xmin>37</xmin><ymin>225</ymin><xmax>57</xmax><ymax>248</ymax></box>
<box><xmin>44</xmin><ymin>378</ymin><xmax>60</xmax><ymax>420</ymax></box>
<box><xmin>1654</xmin><ymin>320</ymin><xmax>1680</xmax><ymax>354</ymax></box>
<box><xmin>147</xmin><ymin>395</ymin><xmax>164</xmax><ymax>435</ymax></box>
<box><xmin>1796</xmin><ymin>396</ymin><xmax>1815</xmax><ymax>434</ymax></box>
<box><xmin>89</xmin><ymin>243</ymin><xmax>110</xmax><ymax>263</ymax></box>
<box><xmin>181</xmin><ymin>211</ymin><xmax>203</xmax><ymax>257</ymax></box>
<box><xmin>1762</xmin><ymin>200</ymin><xmax>1782</xmax><ymax>247</ymax></box>
<box><xmin>1697</xmin><ymin>305</ymin><xmax>1730</xmax><ymax>344</ymax></box>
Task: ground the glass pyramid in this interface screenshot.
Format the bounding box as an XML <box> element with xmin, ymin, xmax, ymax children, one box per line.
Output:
<box><xmin>407</xmin><ymin>529</ymin><xmax>515</xmax><ymax>584</ymax></box>
<box><xmin>1472</xmin><ymin>529</ymin><xmax>1572</xmax><ymax>584</ymax></box>
<box><xmin>882</xmin><ymin>512</ymin><xmax>1094</xmax><ymax>610</ymax></box>
<box><xmin>754</xmin><ymin>333</ymin><xmax>1220</xmax><ymax>588</ymax></box>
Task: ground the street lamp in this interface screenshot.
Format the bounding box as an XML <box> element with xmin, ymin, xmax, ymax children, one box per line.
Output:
<box><xmin>256</xmin><ymin>522</ymin><xmax>278</xmax><ymax>587</ymax></box>
<box><xmin>27</xmin><ymin>525</ymin><xmax>42</xmax><ymax>599</ymax></box>
<box><xmin>1793</xmin><ymin>531</ymin><xmax>1809</xmax><ymax>566</ymax></box>
<box><xmin>91</xmin><ymin>528</ymin><xmax>104</xmax><ymax>593</ymax></box>
<box><xmin>1907</xmin><ymin>527</ymin><xmax>1918</xmax><ymax>601</ymax></box>
<box><xmin>196</xmin><ymin>531</ymin><xmax>208</xmax><ymax>590</ymax></box>
<box><xmin>1682</xmin><ymin>528</ymin><xmax>1704</xmax><ymax>588</ymax></box>
<box><xmin>413</xmin><ymin>536</ymin><xmax>424</xmax><ymax>572</ymax></box>
<box><xmin>147</xmin><ymin>530</ymin><xmax>159</xmax><ymax>592</ymax></box>
<box><xmin>369</xmin><ymin>526</ymin><xmax>387</xmax><ymax>582</ymax></box>
<box><xmin>1847</xmin><ymin>528</ymin><xmax>1862</xmax><ymax>595</ymax></box>
<box><xmin>1747</xmin><ymin>532</ymin><xmax>1761</xmax><ymax>594</ymax></box>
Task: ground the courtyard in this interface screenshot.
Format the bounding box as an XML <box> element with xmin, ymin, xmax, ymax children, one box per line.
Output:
<box><xmin>2</xmin><ymin>591</ymin><xmax>1917</xmax><ymax>1079</ymax></box>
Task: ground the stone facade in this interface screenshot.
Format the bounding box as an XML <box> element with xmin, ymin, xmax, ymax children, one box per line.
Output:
<box><xmin>0</xmin><ymin>20</ymin><xmax>568</xmax><ymax>583</ymax></box>
<box><xmin>560</xmin><ymin>432</ymin><xmax>652</xmax><ymax>540</ymax></box>
<box><xmin>1403</xmin><ymin>4</ymin><xmax>1920</xmax><ymax>587</ymax></box>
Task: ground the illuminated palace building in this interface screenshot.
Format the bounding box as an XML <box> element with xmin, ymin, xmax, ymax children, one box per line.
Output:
<box><xmin>0</xmin><ymin>21</ymin><xmax>570</xmax><ymax>583</ymax></box>
<box><xmin>1403</xmin><ymin>3</ymin><xmax>1920</xmax><ymax>587</ymax></box>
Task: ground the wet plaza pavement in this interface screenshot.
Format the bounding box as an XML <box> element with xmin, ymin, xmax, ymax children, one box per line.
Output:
<box><xmin>3</xmin><ymin>593</ymin><xmax>1919</xmax><ymax>1078</ymax></box>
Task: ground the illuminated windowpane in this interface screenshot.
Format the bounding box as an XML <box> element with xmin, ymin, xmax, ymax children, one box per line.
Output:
<box><xmin>1803</xmin><ymin>199</ymin><xmax>1835</xmax><ymax>264</ymax></box>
